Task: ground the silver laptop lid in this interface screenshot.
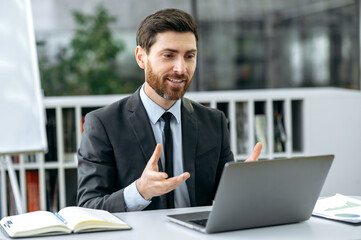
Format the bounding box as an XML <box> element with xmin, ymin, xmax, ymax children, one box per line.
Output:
<box><xmin>205</xmin><ymin>155</ymin><xmax>334</xmax><ymax>233</ymax></box>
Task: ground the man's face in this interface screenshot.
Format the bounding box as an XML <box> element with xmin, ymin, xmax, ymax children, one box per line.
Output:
<box><xmin>142</xmin><ymin>31</ymin><xmax>197</xmax><ymax>100</ymax></box>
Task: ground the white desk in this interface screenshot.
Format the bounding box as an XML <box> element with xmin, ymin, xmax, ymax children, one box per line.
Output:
<box><xmin>0</xmin><ymin>206</ymin><xmax>360</xmax><ymax>239</ymax></box>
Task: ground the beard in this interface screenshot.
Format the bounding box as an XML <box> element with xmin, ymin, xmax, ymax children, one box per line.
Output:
<box><xmin>145</xmin><ymin>61</ymin><xmax>193</xmax><ymax>101</ymax></box>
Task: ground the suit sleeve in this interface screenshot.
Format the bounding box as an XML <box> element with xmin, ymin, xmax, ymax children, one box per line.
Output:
<box><xmin>77</xmin><ymin>112</ymin><xmax>126</xmax><ymax>212</ymax></box>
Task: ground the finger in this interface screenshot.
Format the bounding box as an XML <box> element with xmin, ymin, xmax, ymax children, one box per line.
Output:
<box><xmin>173</xmin><ymin>172</ymin><xmax>190</xmax><ymax>182</ymax></box>
<box><xmin>147</xmin><ymin>170</ymin><xmax>168</xmax><ymax>180</ymax></box>
<box><xmin>246</xmin><ymin>142</ymin><xmax>263</xmax><ymax>162</ymax></box>
<box><xmin>146</xmin><ymin>144</ymin><xmax>162</xmax><ymax>169</ymax></box>
<box><xmin>144</xmin><ymin>172</ymin><xmax>191</xmax><ymax>198</ymax></box>
<box><xmin>163</xmin><ymin>172</ymin><xmax>190</xmax><ymax>192</ymax></box>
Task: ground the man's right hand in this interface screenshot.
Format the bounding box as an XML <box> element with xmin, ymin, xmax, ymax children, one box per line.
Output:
<box><xmin>136</xmin><ymin>144</ymin><xmax>190</xmax><ymax>200</ymax></box>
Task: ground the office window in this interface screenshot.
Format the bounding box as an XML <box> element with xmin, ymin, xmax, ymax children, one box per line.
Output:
<box><xmin>196</xmin><ymin>0</ymin><xmax>359</xmax><ymax>90</ymax></box>
<box><xmin>32</xmin><ymin>0</ymin><xmax>360</xmax><ymax>96</ymax></box>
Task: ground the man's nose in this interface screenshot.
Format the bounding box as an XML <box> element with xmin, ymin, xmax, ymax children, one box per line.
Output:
<box><xmin>173</xmin><ymin>57</ymin><xmax>186</xmax><ymax>75</ymax></box>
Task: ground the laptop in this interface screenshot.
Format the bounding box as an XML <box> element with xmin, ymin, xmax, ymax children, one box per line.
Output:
<box><xmin>167</xmin><ymin>155</ymin><xmax>334</xmax><ymax>233</ymax></box>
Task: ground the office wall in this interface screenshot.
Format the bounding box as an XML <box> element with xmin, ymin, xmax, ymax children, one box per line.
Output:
<box><xmin>304</xmin><ymin>92</ymin><xmax>361</xmax><ymax>196</ymax></box>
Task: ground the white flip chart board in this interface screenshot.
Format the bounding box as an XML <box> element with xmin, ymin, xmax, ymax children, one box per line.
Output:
<box><xmin>0</xmin><ymin>0</ymin><xmax>47</xmax><ymax>154</ymax></box>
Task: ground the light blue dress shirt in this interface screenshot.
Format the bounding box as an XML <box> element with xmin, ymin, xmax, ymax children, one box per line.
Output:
<box><xmin>124</xmin><ymin>85</ymin><xmax>191</xmax><ymax>211</ymax></box>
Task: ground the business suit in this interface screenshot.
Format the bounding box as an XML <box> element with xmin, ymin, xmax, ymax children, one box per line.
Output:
<box><xmin>77</xmin><ymin>88</ymin><xmax>234</xmax><ymax>212</ymax></box>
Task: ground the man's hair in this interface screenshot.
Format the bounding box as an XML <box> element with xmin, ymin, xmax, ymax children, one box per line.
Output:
<box><xmin>136</xmin><ymin>8</ymin><xmax>198</xmax><ymax>53</ymax></box>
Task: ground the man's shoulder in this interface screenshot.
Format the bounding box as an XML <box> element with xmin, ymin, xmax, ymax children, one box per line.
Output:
<box><xmin>182</xmin><ymin>97</ymin><xmax>223</xmax><ymax>117</ymax></box>
<box><xmin>182</xmin><ymin>98</ymin><xmax>228</xmax><ymax>136</ymax></box>
<box><xmin>88</xmin><ymin>96</ymin><xmax>126</xmax><ymax>116</ymax></box>
<box><xmin>86</xmin><ymin>90</ymin><xmax>140</xmax><ymax>119</ymax></box>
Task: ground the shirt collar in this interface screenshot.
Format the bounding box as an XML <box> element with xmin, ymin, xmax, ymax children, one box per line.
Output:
<box><xmin>139</xmin><ymin>84</ymin><xmax>181</xmax><ymax>124</ymax></box>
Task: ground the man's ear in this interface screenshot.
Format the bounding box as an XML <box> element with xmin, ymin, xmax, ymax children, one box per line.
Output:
<box><xmin>135</xmin><ymin>46</ymin><xmax>146</xmax><ymax>69</ymax></box>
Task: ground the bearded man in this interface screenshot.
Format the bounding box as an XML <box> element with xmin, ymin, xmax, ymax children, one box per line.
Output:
<box><xmin>77</xmin><ymin>8</ymin><xmax>262</xmax><ymax>212</ymax></box>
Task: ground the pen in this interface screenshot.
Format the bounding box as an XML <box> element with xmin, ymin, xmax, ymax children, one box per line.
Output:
<box><xmin>55</xmin><ymin>212</ymin><xmax>68</xmax><ymax>224</ymax></box>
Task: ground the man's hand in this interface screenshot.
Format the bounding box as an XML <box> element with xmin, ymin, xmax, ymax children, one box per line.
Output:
<box><xmin>136</xmin><ymin>144</ymin><xmax>190</xmax><ymax>200</ymax></box>
<box><xmin>245</xmin><ymin>142</ymin><xmax>263</xmax><ymax>162</ymax></box>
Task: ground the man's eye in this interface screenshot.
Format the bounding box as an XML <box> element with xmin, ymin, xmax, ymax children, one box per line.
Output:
<box><xmin>164</xmin><ymin>54</ymin><xmax>173</xmax><ymax>58</ymax></box>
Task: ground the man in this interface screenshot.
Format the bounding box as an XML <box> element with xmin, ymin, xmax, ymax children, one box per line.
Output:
<box><xmin>77</xmin><ymin>8</ymin><xmax>262</xmax><ymax>213</ymax></box>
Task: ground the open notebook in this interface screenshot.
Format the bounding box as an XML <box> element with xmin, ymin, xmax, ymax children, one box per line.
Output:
<box><xmin>0</xmin><ymin>207</ymin><xmax>131</xmax><ymax>238</ymax></box>
<box><xmin>168</xmin><ymin>155</ymin><xmax>334</xmax><ymax>233</ymax></box>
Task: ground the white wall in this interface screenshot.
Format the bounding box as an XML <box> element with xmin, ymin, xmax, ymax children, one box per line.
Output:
<box><xmin>304</xmin><ymin>92</ymin><xmax>361</xmax><ymax>196</ymax></box>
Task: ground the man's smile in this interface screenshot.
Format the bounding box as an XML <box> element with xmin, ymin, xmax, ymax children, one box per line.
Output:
<box><xmin>166</xmin><ymin>77</ymin><xmax>186</xmax><ymax>87</ymax></box>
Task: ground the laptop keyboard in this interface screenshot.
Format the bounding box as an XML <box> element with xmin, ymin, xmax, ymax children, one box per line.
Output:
<box><xmin>190</xmin><ymin>218</ymin><xmax>208</xmax><ymax>227</ymax></box>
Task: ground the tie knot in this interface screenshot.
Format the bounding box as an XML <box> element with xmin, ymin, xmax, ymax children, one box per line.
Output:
<box><xmin>161</xmin><ymin>112</ymin><xmax>173</xmax><ymax>123</ymax></box>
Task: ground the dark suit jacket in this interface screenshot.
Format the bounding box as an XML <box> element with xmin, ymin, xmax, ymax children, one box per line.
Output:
<box><xmin>77</xmin><ymin>88</ymin><xmax>234</xmax><ymax>212</ymax></box>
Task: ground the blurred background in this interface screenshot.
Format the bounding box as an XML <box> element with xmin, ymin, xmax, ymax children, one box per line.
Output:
<box><xmin>1</xmin><ymin>0</ymin><xmax>360</xmax><ymax>216</ymax></box>
<box><xmin>31</xmin><ymin>0</ymin><xmax>360</xmax><ymax>96</ymax></box>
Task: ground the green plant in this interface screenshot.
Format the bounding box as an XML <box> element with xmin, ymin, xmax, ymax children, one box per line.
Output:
<box><xmin>39</xmin><ymin>5</ymin><xmax>139</xmax><ymax>96</ymax></box>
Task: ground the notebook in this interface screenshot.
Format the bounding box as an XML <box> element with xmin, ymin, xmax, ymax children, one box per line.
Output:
<box><xmin>167</xmin><ymin>155</ymin><xmax>334</xmax><ymax>233</ymax></box>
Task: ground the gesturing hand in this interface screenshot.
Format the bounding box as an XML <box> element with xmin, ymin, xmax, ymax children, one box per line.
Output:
<box><xmin>136</xmin><ymin>144</ymin><xmax>190</xmax><ymax>200</ymax></box>
<box><xmin>245</xmin><ymin>142</ymin><xmax>263</xmax><ymax>162</ymax></box>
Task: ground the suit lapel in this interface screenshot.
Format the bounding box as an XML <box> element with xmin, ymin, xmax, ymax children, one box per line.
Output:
<box><xmin>181</xmin><ymin>98</ymin><xmax>197</xmax><ymax>206</ymax></box>
<box><xmin>127</xmin><ymin>89</ymin><xmax>163</xmax><ymax>171</ymax></box>
<box><xmin>126</xmin><ymin>91</ymin><xmax>197</xmax><ymax>207</ymax></box>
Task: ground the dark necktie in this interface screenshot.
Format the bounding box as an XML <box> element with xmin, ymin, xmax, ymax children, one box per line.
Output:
<box><xmin>162</xmin><ymin>112</ymin><xmax>175</xmax><ymax>208</ymax></box>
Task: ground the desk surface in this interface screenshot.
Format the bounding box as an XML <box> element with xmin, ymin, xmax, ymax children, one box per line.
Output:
<box><xmin>1</xmin><ymin>205</ymin><xmax>360</xmax><ymax>240</ymax></box>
